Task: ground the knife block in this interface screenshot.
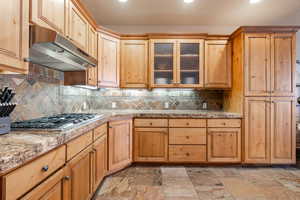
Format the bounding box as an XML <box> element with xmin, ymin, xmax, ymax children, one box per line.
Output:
<box><xmin>0</xmin><ymin>117</ymin><xmax>10</xmax><ymax>135</ymax></box>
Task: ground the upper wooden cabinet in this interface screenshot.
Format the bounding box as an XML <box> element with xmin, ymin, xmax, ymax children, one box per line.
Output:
<box><xmin>98</xmin><ymin>34</ymin><xmax>120</xmax><ymax>88</ymax></box>
<box><xmin>108</xmin><ymin>120</ymin><xmax>132</xmax><ymax>173</ymax></box>
<box><xmin>88</xmin><ymin>25</ymin><xmax>98</xmax><ymax>59</ymax></box>
<box><xmin>0</xmin><ymin>0</ymin><xmax>29</xmax><ymax>74</ymax></box>
<box><xmin>244</xmin><ymin>33</ymin><xmax>295</xmax><ymax>97</ymax></box>
<box><xmin>205</xmin><ymin>40</ymin><xmax>232</xmax><ymax>88</ymax></box>
<box><xmin>67</xmin><ymin>0</ymin><xmax>88</xmax><ymax>52</ymax></box>
<box><xmin>30</xmin><ymin>0</ymin><xmax>66</xmax><ymax>34</ymax></box>
<box><xmin>150</xmin><ymin>39</ymin><xmax>205</xmax><ymax>88</ymax></box>
<box><xmin>121</xmin><ymin>40</ymin><xmax>148</xmax><ymax>88</ymax></box>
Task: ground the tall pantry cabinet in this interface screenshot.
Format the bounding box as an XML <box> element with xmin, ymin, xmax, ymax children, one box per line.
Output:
<box><xmin>225</xmin><ymin>27</ymin><xmax>298</xmax><ymax>164</ymax></box>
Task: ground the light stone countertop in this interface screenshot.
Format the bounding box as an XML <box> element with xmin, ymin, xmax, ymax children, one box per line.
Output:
<box><xmin>0</xmin><ymin>110</ymin><xmax>242</xmax><ymax>174</ymax></box>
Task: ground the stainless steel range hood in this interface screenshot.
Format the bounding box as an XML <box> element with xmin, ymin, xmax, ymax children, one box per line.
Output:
<box><xmin>26</xmin><ymin>25</ymin><xmax>97</xmax><ymax>71</ymax></box>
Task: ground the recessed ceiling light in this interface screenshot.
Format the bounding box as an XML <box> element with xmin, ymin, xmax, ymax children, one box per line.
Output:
<box><xmin>184</xmin><ymin>0</ymin><xmax>194</xmax><ymax>3</ymax></box>
<box><xmin>119</xmin><ymin>0</ymin><xmax>128</xmax><ymax>2</ymax></box>
<box><xmin>249</xmin><ymin>0</ymin><xmax>261</xmax><ymax>4</ymax></box>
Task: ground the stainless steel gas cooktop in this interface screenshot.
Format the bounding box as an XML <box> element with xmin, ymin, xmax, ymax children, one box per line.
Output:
<box><xmin>11</xmin><ymin>113</ymin><xmax>103</xmax><ymax>130</ymax></box>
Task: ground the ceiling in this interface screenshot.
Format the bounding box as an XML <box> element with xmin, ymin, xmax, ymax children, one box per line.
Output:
<box><xmin>82</xmin><ymin>0</ymin><xmax>300</xmax><ymax>26</ymax></box>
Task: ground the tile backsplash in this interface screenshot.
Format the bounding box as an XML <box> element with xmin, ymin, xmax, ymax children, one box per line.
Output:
<box><xmin>0</xmin><ymin>64</ymin><xmax>224</xmax><ymax>121</ymax></box>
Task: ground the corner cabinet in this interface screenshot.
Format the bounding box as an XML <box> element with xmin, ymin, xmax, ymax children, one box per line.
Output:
<box><xmin>108</xmin><ymin>120</ymin><xmax>132</xmax><ymax>173</ymax></box>
<box><xmin>205</xmin><ymin>40</ymin><xmax>232</xmax><ymax>88</ymax></box>
<box><xmin>98</xmin><ymin>34</ymin><xmax>120</xmax><ymax>88</ymax></box>
<box><xmin>0</xmin><ymin>0</ymin><xmax>29</xmax><ymax>74</ymax></box>
<box><xmin>121</xmin><ymin>40</ymin><xmax>148</xmax><ymax>88</ymax></box>
<box><xmin>150</xmin><ymin>39</ymin><xmax>204</xmax><ymax>88</ymax></box>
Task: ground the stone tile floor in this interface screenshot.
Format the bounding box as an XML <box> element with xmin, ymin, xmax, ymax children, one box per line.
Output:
<box><xmin>94</xmin><ymin>165</ymin><xmax>300</xmax><ymax>200</ymax></box>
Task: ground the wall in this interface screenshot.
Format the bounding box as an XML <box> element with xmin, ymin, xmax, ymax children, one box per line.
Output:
<box><xmin>0</xmin><ymin>64</ymin><xmax>223</xmax><ymax>122</ymax></box>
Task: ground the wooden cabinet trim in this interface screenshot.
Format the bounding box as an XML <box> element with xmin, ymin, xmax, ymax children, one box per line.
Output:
<box><xmin>66</xmin><ymin>131</ymin><xmax>93</xmax><ymax>161</ymax></box>
<box><xmin>169</xmin><ymin>128</ymin><xmax>206</xmax><ymax>145</ymax></box>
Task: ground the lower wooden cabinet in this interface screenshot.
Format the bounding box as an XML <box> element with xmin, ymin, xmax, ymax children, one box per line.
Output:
<box><xmin>92</xmin><ymin>135</ymin><xmax>108</xmax><ymax>191</ymax></box>
<box><xmin>207</xmin><ymin>128</ymin><xmax>241</xmax><ymax>163</ymax></box>
<box><xmin>108</xmin><ymin>120</ymin><xmax>133</xmax><ymax>172</ymax></box>
<box><xmin>21</xmin><ymin>167</ymin><xmax>70</xmax><ymax>200</ymax></box>
<box><xmin>270</xmin><ymin>97</ymin><xmax>296</xmax><ymax>164</ymax></box>
<box><xmin>244</xmin><ymin>97</ymin><xmax>296</xmax><ymax>164</ymax></box>
<box><xmin>134</xmin><ymin>128</ymin><xmax>168</xmax><ymax>162</ymax></box>
<box><xmin>169</xmin><ymin>145</ymin><xmax>207</xmax><ymax>162</ymax></box>
<box><xmin>67</xmin><ymin>147</ymin><xmax>93</xmax><ymax>200</ymax></box>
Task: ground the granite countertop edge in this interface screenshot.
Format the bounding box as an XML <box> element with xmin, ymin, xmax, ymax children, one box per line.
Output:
<box><xmin>0</xmin><ymin>110</ymin><xmax>242</xmax><ymax>174</ymax></box>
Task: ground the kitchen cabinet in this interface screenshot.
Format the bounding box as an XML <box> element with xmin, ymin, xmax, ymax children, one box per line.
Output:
<box><xmin>169</xmin><ymin>145</ymin><xmax>207</xmax><ymax>162</ymax></box>
<box><xmin>67</xmin><ymin>0</ymin><xmax>88</xmax><ymax>52</ymax></box>
<box><xmin>205</xmin><ymin>40</ymin><xmax>232</xmax><ymax>88</ymax></box>
<box><xmin>88</xmin><ymin>25</ymin><xmax>98</xmax><ymax>59</ymax></box>
<box><xmin>98</xmin><ymin>34</ymin><xmax>120</xmax><ymax>88</ymax></box>
<box><xmin>207</xmin><ymin>128</ymin><xmax>241</xmax><ymax>163</ymax></box>
<box><xmin>244</xmin><ymin>97</ymin><xmax>270</xmax><ymax>164</ymax></box>
<box><xmin>270</xmin><ymin>97</ymin><xmax>295</xmax><ymax>164</ymax></box>
<box><xmin>121</xmin><ymin>40</ymin><xmax>148</xmax><ymax>88</ymax></box>
<box><xmin>30</xmin><ymin>0</ymin><xmax>66</xmax><ymax>34</ymax></box>
<box><xmin>244</xmin><ymin>33</ymin><xmax>295</xmax><ymax>97</ymax></box>
<box><xmin>271</xmin><ymin>33</ymin><xmax>295</xmax><ymax>97</ymax></box>
<box><xmin>92</xmin><ymin>134</ymin><xmax>107</xmax><ymax>191</ymax></box>
<box><xmin>67</xmin><ymin>146</ymin><xmax>93</xmax><ymax>200</ymax></box>
<box><xmin>21</xmin><ymin>168</ymin><xmax>70</xmax><ymax>200</ymax></box>
<box><xmin>0</xmin><ymin>0</ymin><xmax>29</xmax><ymax>74</ymax></box>
<box><xmin>134</xmin><ymin>128</ymin><xmax>168</xmax><ymax>162</ymax></box>
<box><xmin>64</xmin><ymin>69</ymin><xmax>98</xmax><ymax>87</ymax></box>
<box><xmin>108</xmin><ymin>120</ymin><xmax>132</xmax><ymax>172</ymax></box>
<box><xmin>150</xmin><ymin>39</ymin><xmax>204</xmax><ymax>88</ymax></box>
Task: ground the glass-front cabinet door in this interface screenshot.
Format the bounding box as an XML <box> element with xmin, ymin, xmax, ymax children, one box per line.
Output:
<box><xmin>177</xmin><ymin>40</ymin><xmax>204</xmax><ymax>87</ymax></box>
<box><xmin>150</xmin><ymin>39</ymin><xmax>204</xmax><ymax>88</ymax></box>
<box><xmin>150</xmin><ymin>40</ymin><xmax>177</xmax><ymax>87</ymax></box>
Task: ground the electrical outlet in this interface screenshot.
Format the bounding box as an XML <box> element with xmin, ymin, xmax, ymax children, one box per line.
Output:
<box><xmin>202</xmin><ymin>102</ymin><xmax>208</xmax><ymax>110</ymax></box>
<box><xmin>164</xmin><ymin>102</ymin><xmax>169</xmax><ymax>109</ymax></box>
<box><xmin>82</xmin><ymin>102</ymin><xmax>87</xmax><ymax>110</ymax></box>
<box><xmin>112</xmin><ymin>102</ymin><xmax>117</xmax><ymax>108</ymax></box>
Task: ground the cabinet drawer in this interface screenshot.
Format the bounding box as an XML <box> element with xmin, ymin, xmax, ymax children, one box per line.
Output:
<box><xmin>169</xmin><ymin>119</ymin><xmax>206</xmax><ymax>127</ymax></box>
<box><xmin>169</xmin><ymin>128</ymin><xmax>206</xmax><ymax>145</ymax></box>
<box><xmin>2</xmin><ymin>146</ymin><xmax>66</xmax><ymax>200</ymax></box>
<box><xmin>135</xmin><ymin>119</ymin><xmax>168</xmax><ymax>127</ymax></box>
<box><xmin>67</xmin><ymin>131</ymin><xmax>93</xmax><ymax>160</ymax></box>
<box><xmin>169</xmin><ymin>145</ymin><xmax>207</xmax><ymax>162</ymax></box>
<box><xmin>94</xmin><ymin>123</ymin><xmax>107</xmax><ymax>141</ymax></box>
<box><xmin>207</xmin><ymin>119</ymin><xmax>241</xmax><ymax>128</ymax></box>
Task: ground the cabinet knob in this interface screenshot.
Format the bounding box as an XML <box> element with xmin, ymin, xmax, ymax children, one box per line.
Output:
<box><xmin>186</xmin><ymin>122</ymin><xmax>190</xmax><ymax>126</ymax></box>
<box><xmin>186</xmin><ymin>153</ymin><xmax>190</xmax><ymax>156</ymax></box>
<box><xmin>149</xmin><ymin>122</ymin><xmax>153</xmax><ymax>126</ymax></box>
<box><xmin>41</xmin><ymin>165</ymin><xmax>49</xmax><ymax>172</ymax></box>
<box><xmin>222</xmin><ymin>123</ymin><xmax>226</xmax><ymax>126</ymax></box>
<box><xmin>186</xmin><ymin>136</ymin><xmax>190</xmax><ymax>139</ymax></box>
<box><xmin>64</xmin><ymin>176</ymin><xmax>71</xmax><ymax>181</ymax></box>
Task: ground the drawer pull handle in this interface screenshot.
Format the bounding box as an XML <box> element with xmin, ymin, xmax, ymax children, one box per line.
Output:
<box><xmin>41</xmin><ymin>165</ymin><xmax>49</xmax><ymax>172</ymax></box>
<box><xmin>186</xmin><ymin>153</ymin><xmax>190</xmax><ymax>156</ymax></box>
<box><xmin>186</xmin><ymin>123</ymin><xmax>190</xmax><ymax>126</ymax></box>
<box><xmin>149</xmin><ymin>122</ymin><xmax>153</xmax><ymax>125</ymax></box>
<box><xmin>222</xmin><ymin>123</ymin><xmax>226</xmax><ymax>126</ymax></box>
<box><xmin>64</xmin><ymin>176</ymin><xmax>71</xmax><ymax>181</ymax></box>
<box><xmin>186</xmin><ymin>136</ymin><xmax>190</xmax><ymax>139</ymax></box>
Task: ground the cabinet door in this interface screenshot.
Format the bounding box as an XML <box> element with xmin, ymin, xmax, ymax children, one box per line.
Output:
<box><xmin>244</xmin><ymin>34</ymin><xmax>271</xmax><ymax>96</ymax></box>
<box><xmin>271</xmin><ymin>33</ymin><xmax>296</xmax><ymax>97</ymax></box>
<box><xmin>205</xmin><ymin>40</ymin><xmax>232</xmax><ymax>88</ymax></box>
<box><xmin>0</xmin><ymin>0</ymin><xmax>29</xmax><ymax>73</ymax></box>
<box><xmin>31</xmin><ymin>0</ymin><xmax>66</xmax><ymax>34</ymax></box>
<box><xmin>68</xmin><ymin>1</ymin><xmax>88</xmax><ymax>52</ymax></box>
<box><xmin>92</xmin><ymin>135</ymin><xmax>107</xmax><ymax>192</ymax></box>
<box><xmin>21</xmin><ymin>168</ymin><xmax>70</xmax><ymax>200</ymax></box>
<box><xmin>244</xmin><ymin>97</ymin><xmax>270</xmax><ymax>164</ymax></box>
<box><xmin>270</xmin><ymin>97</ymin><xmax>296</xmax><ymax>164</ymax></box>
<box><xmin>87</xmin><ymin>67</ymin><xmax>97</xmax><ymax>86</ymax></box>
<box><xmin>134</xmin><ymin>128</ymin><xmax>168</xmax><ymax>162</ymax></box>
<box><xmin>98</xmin><ymin>34</ymin><xmax>120</xmax><ymax>87</ymax></box>
<box><xmin>108</xmin><ymin>120</ymin><xmax>132</xmax><ymax>172</ymax></box>
<box><xmin>150</xmin><ymin>39</ymin><xmax>177</xmax><ymax>88</ymax></box>
<box><xmin>121</xmin><ymin>40</ymin><xmax>148</xmax><ymax>88</ymax></box>
<box><xmin>177</xmin><ymin>40</ymin><xmax>205</xmax><ymax>88</ymax></box>
<box><xmin>67</xmin><ymin>147</ymin><xmax>92</xmax><ymax>200</ymax></box>
<box><xmin>88</xmin><ymin>26</ymin><xmax>98</xmax><ymax>59</ymax></box>
<box><xmin>207</xmin><ymin>128</ymin><xmax>241</xmax><ymax>163</ymax></box>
